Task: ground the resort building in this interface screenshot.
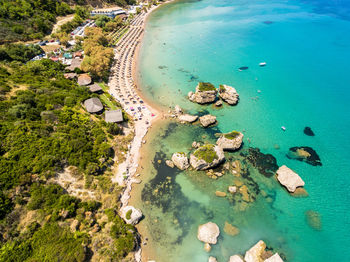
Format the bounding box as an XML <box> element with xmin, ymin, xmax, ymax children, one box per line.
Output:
<box><xmin>90</xmin><ymin>9</ymin><xmax>127</xmax><ymax>18</ymax></box>
<box><xmin>84</xmin><ymin>98</ymin><xmax>104</xmax><ymax>114</ymax></box>
<box><xmin>88</xmin><ymin>83</ymin><xmax>103</xmax><ymax>94</ymax></box>
<box><xmin>105</xmin><ymin>109</ymin><xmax>124</xmax><ymax>123</ymax></box>
<box><xmin>77</xmin><ymin>74</ymin><xmax>92</xmax><ymax>86</ymax></box>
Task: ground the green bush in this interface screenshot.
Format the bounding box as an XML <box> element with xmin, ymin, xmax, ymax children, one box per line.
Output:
<box><xmin>193</xmin><ymin>144</ymin><xmax>218</xmax><ymax>163</ymax></box>
<box><xmin>224</xmin><ymin>131</ymin><xmax>240</xmax><ymax>140</ymax></box>
<box><xmin>198</xmin><ymin>82</ymin><xmax>216</xmax><ymax>91</ymax></box>
<box><xmin>125</xmin><ymin>209</ymin><xmax>132</xmax><ymax>220</ymax></box>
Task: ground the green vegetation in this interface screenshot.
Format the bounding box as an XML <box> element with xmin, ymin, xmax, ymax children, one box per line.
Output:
<box><xmin>81</xmin><ymin>27</ymin><xmax>114</xmax><ymax>79</ymax></box>
<box><xmin>0</xmin><ymin>44</ymin><xmax>43</xmax><ymax>62</ymax></box>
<box><xmin>193</xmin><ymin>144</ymin><xmax>218</xmax><ymax>163</ymax></box>
<box><xmin>219</xmin><ymin>84</ymin><xmax>226</xmax><ymax>92</ymax></box>
<box><xmin>198</xmin><ymin>82</ymin><xmax>216</xmax><ymax>91</ymax></box>
<box><xmin>58</xmin><ymin>6</ymin><xmax>90</xmax><ymax>35</ymax></box>
<box><xmin>125</xmin><ymin>209</ymin><xmax>132</xmax><ymax>220</ymax></box>
<box><xmin>0</xmin><ymin>0</ymin><xmax>74</xmax><ymax>43</ymax></box>
<box><xmin>224</xmin><ymin>131</ymin><xmax>240</xmax><ymax>140</ymax></box>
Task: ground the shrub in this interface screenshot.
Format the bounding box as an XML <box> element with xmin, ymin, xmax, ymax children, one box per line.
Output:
<box><xmin>224</xmin><ymin>131</ymin><xmax>240</xmax><ymax>140</ymax></box>
<box><xmin>193</xmin><ymin>144</ymin><xmax>218</xmax><ymax>163</ymax></box>
<box><xmin>198</xmin><ymin>82</ymin><xmax>216</xmax><ymax>91</ymax></box>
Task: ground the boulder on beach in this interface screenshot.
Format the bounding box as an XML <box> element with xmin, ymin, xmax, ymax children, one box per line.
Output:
<box><xmin>199</xmin><ymin>114</ymin><xmax>217</xmax><ymax>127</ymax></box>
<box><xmin>218</xmin><ymin>84</ymin><xmax>239</xmax><ymax>105</ymax></box>
<box><xmin>264</xmin><ymin>253</ymin><xmax>284</xmax><ymax>262</ymax></box>
<box><xmin>188</xmin><ymin>82</ymin><xmax>217</xmax><ymax>104</ymax></box>
<box><xmin>216</xmin><ymin>131</ymin><xmax>244</xmax><ymax>151</ymax></box>
<box><xmin>178</xmin><ymin>114</ymin><xmax>198</xmax><ymax>123</ymax></box>
<box><xmin>190</xmin><ymin>144</ymin><xmax>225</xmax><ymax>170</ymax></box>
<box><xmin>171</xmin><ymin>152</ymin><xmax>190</xmax><ymax>170</ymax></box>
<box><xmin>276</xmin><ymin>165</ymin><xmax>305</xmax><ymax>193</ymax></box>
<box><xmin>244</xmin><ymin>240</ymin><xmax>266</xmax><ymax>262</ymax></box>
<box><xmin>120</xmin><ymin>206</ymin><xmax>143</xmax><ymax>225</ymax></box>
<box><xmin>287</xmin><ymin>146</ymin><xmax>321</xmax><ymax>166</ymax></box>
<box><xmin>229</xmin><ymin>255</ymin><xmax>244</xmax><ymax>262</ymax></box>
<box><xmin>197</xmin><ymin>222</ymin><xmax>220</xmax><ymax>244</ymax></box>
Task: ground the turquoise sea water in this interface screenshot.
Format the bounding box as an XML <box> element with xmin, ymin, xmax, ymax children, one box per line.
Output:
<box><xmin>134</xmin><ymin>0</ymin><xmax>350</xmax><ymax>261</ymax></box>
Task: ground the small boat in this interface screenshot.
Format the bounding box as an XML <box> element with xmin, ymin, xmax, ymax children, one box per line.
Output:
<box><xmin>281</xmin><ymin>126</ymin><xmax>286</xmax><ymax>131</ymax></box>
<box><xmin>259</xmin><ymin>62</ymin><xmax>267</xmax><ymax>67</ymax></box>
<box><xmin>238</xmin><ymin>66</ymin><xmax>249</xmax><ymax>71</ymax></box>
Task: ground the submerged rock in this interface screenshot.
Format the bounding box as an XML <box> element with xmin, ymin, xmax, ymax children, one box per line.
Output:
<box><xmin>215</xmin><ymin>100</ymin><xmax>223</xmax><ymax>107</ymax></box>
<box><xmin>178</xmin><ymin>114</ymin><xmax>198</xmax><ymax>123</ymax></box>
<box><xmin>197</xmin><ymin>222</ymin><xmax>220</xmax><ymax>244</ymax></box>
<box><xmin>209</xmin><ymin>256</ymin><xmax>217</xmax><ymax>262</ymax></box>
<box><xmin>165</xmin><ymin>160</ymin><xmax>175</xmax><ymax>168</ymax></box>
<box><xmin>276</xmin><ymin>165</ymin><xmax>305</xmax><ymax>193</ymax></box>
<box><xmin>305</xmin><ymin>210</ymin><xmax>322</xmax><ymax>231</ymax></box>
<box><xmin>188</xmin><ymin>82</ymin><xmax>217</xmax><ymax>104</ymax></box>
<box><xmin>199</xmin><ymin>114</ymin><xmax>217</xmax><ymax>127</ymax></box>
<box><xmin>303</xmin><ymin>127</ymin><xmax>315</xmax><ymax>136</ymax></box>
<box><xmin>246</xmin><ymin>148</ymin><xmax>279</xmax><ymax>177</ymax></box>
<box><xmin>287</xmin><ymin>146</ymin><xmax>321</xmax><ymax>166</ymax></box>
<box><xmin>224</xmin><ymin>222</ymin><xmax>240</xmax><ymax>236</ymax></box>
<box><xmin>204</xmin><ymin>243</ymin><xmax>211</xmax><ymax>252</ymax></box>
<box><xmin>190</xmin><ymin>144</ymin><xmax>225</xmax><ymax>170</ymax></box>
<box><xmin>192</xmin><ymin>141</ymin><xmax>201</xmax><ymax>148</ymax></box>
<box><xmin>120</xmin><ymin>206</ymin><xmax>143</xmax><ymax>225</ymax></box>
<box><xmin>229</xmin><ymin>255</ymin><xmax>244</xmax><ymax>262</ymax></box>
<box><xmin>264</xmin><ymin>253</ymin><xmax>284</xmax><ymax>262</ymax></box>
<box><xmin>174</xmin><ymin>105</ymin><xmax>183</xmax><ymax>115</ymax></box>
<box><xmin>291</xmin><ymin>187</ymin><xmax>309</xmax><ymax>198</ymax></box>
<box><xmin>171</xmin><ymin>152</ymin><xmax>190</xmax><ymax>170</ymax></box>
<box><xmin>216</xmin><ymin>131</ymin><xmax>244</xmax><ymax>151</ymax></box>
<box><xmin>215</xmin><ymin>191</ymin><xmax>227</xmax><ymax>197</ymax></box>
<box><xmin>218</xmin><ymin>84</ymin><xmax>239</xmax><ymax>105</ymax></box>
<box><xmin>244</xmin><ymin>240</ymin><xmax>266</xmax><ymax>262</ymax></box>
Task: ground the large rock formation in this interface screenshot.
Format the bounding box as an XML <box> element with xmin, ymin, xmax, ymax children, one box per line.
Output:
<box><xmin>276</xmin><ymin>165</ymin><xmax>305</xmax><ymax>193</ymax></box>
<box><xmin>171</xmin><ymin>152</ymin><xmax>190</xmax><ymax>170</ymax></box>
<box><xmin>199</xmin><ymin>114</ymin><xmax>217</xmax><ymax>127</ymax></box>
<box><xmin>178</xmin><ymin>114</ymin><xmax>198</xmax><ymax>123</ymax></box>
<box><xmin>190</xmin><ymin>144</ymin><xmax>225</xmax><ymax>170</ymax></box>
<box><xmin>244</xmin><ymin>240</ymin><xmax>267</xmax><ymax>262</ymax></box>
<box><xmin>218</xmin><ymin>84</ymin><xmax>239</xmax><ymax>105</ymax></box>
<box><xmin>120</xmin><ymin>206</ymin><xmax>143</xmax><ymax>225</ymax></box>
<box><xmin>264</xmin><ymin>253</ymin><xmax>284</xmax><ymax>262</ymax></box>
<box><xmin>216</xmin><ymin>131</ymin><xmax>244</xmax><ymax>151</ymax></box>
<box><xmin>188</xmin><ymin>82</ymin><xmax>217</xmax><ymax>104</ymax></box>
<box><xmin>197</xmin><ymin>222</ymin><xmax>220</xmax><ymax>244</ymax></box>
<box><xmin>229</xmin><ymin>255</ymin><xmax>244</xmax><ymax>262</ymax></box>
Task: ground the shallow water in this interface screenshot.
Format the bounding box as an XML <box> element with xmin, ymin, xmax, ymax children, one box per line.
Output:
<box><xmin>132</xmin><ymin>0</ymin><xmax>350</xmax><ymax>261</ymax></box>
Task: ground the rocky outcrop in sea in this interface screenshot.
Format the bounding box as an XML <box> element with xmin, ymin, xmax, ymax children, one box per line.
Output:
<box><xmin>120</xmin><ymin>206</ymin><xmax>143</xmax><ymax>225</ymax></box>
<box><xmin>216</xmin><ymin>131</ymin><xmax>244</xmax><ymax>150</ymax></box>
<box><xmin>190</xmin><ymin>144</ymin><xmax>225</xmax><ymax>170</ymax></box>
<box><xmin>276</xmin><ymin>165</ymin><xmax>305</xmax><ymax>193</ymax></box>
<box><xmin>199</xmin><ymin>114</ymin><xmax>217</xmax><ymax>127</ymax></box>
<box><xmin>218</xmin><ymin>84</ymin><xmax>239</xmax><ymax>105</ymax></box>
<box><xmin>197</xmin><ymin>222</ymin><xmax>220</xmax><ymax>244</ymax></box>
<box><xmin>171</xmin><ymin>152</ymin><xmax>190</xmax><ymax>170</ymax></box>
<box><xmin>188</xmin><ymin>82</ymin><xmax>217</xmax><ymax>104</ymax></box>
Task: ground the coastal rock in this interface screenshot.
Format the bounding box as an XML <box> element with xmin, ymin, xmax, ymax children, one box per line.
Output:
<box><xmin>291</xmin><ymin>187</ymin><xmax>309</xmax><ymax>198</ymax></box>
<box><xmin>216</xmin><ymin>131</ymin><xmax>244</xmax><ymax>151</ymax></box>
<box><xmin>190</xmin><ymin>144</ymin><xmax>225</xmax><ymax>170</ymax></box>
<box><xmin>188</xmin><ymin>82</ymin><xmax>218</xmax><ymax>104</ymax></box>
<box><xmin>178</xmin><ymin>114</ymin><xmax>198</xmax><ymax>123</ymax></box>
<box><xmin>120</xmin><ymin>206</ymin><xmax>143</xmax><ymax>225</ymax></box>
<box><xmin>192</xmin><ymin>141</ymin><xmax>201</xmax><ymax>148</ymax></box>
<box><xmin>264</xmin><ymin>253</ymin><xmax>284</xmax><ymax>262</ymax></box>
<box><xmin>218</xmin><ymin>84</ymin><xmax>239</xmax><ymax>105</ymax></box>
<box><xmin>204</xmin><ymin>243</ymin><xmax>211</xmax><ymax>252</ymax></box>
<box><xmin>224</xmin><ymin>222</ymin><xmax>240</xmax><ymax>236</ymax></box>
<box><xmin>229</xmin><ymin>255</ymin><xmax>244</xmax><ymax>262</ymax></box>
<box><xmin>305</xmin><ymin>210</ymin><xmax>322</xmax><ymax>230</ymax></box>
<box><xmin>209</xmin><ymin>256</ymin><xmax>217</xmax><ymax>262</ymax></box>
<box><xmin>215</xmin><ymin>100</ymin><xmax>223</xmax><ymax>107</ymax></box>
<box><xmin>171</xmin><ymin>152</ymin><xmax>190</xmax><ymax>170</ymax></box>
<box><xmin>197</xmin><ymin>222</ymin><xmax>220</xmax><ymax>244</ymax></box>
<box><xmin>244</xmin><ymin>240</ymin><xmax>266</xmax><ymax>262</ymax></box>
<box><xmin>228</xmin><ymin>186</ymin><xmax>237</xmax><ymax>194</ymax></box>
<box><xmin>276</xmin><ymin>165</ymin><xmax>305</xmax><ymax>193</ymax></box>
<box><xmin>303</xmin><ymin>127</ymin><xmax>315</xmax><ymax>136</ymax></box>
<box><xmin>287</xmin><ymin>146</ymin><xmax>321</xmax><ymax>166</ymax></box>
<box><xmin>199</xmin><ymin>114</ymin><xmax>217</xmax><ymax>127</ymax></box>
<box><xmin>215</xmin><ymin>191</ymin><xmax>227</xmax><ymax>197</ymax></box>
<box><xmin>174</xmin><ymin>105</ymin><xmax>183</xmax><ymax>115</ymax></box>
<box><xmin>166</xmin><ymin>160</ymin><xmax>175</xmax><ymax>168</ymax></box>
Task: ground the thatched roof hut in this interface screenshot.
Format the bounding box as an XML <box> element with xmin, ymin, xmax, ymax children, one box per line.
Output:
<box><xmin>88</xmin><ymin>83</ymin><xmax>103</xmax><ymax>93</ymax></box>
<box><xmin>105</xmin><ymin>109</ymin><xmax>123</xmax><ymax>123</ymax></box>
<box><xmin>64</xmin><ymin>73</ymin><xmax>77</xmax><ymax>79</ymax></box>
<box><xmin>84</xmin><ymin>97</ymin><xmax>103</xmax><ymax>113</ymax></box>
<box><xmin>66</xmin><ymin>58</ymin><xmax>82</xmax><ymax>71</ymax></box>
<box><xmin>78</xmin><ymin>74</ymin><xmax>92</xmax><ymax>86</ymax></box>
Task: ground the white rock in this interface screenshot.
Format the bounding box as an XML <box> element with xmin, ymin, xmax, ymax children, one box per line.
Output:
<box><xmin>264</xmin><ymin>253</ymin><xmax>284</xmax><ymax>262</ymax></box>
<box><xmin>228</xmin><ymin>186</ymin><xmax>237</xmax><ymax>194</ymax></box>
<box><xmin>188</xmin><ymin>83</ymin><xmax>217</xmax><ymax>104</ymax></box>
<box><xmin>197</xmin><ymin>222</ymin><xmax>220</xmax><ymax>244</ymax></box>
<box><xmin>190</xmin><ymin>145</ymin><xmax>225</xmax><ymax>170</ymax></box>
<box><xmin>166</xmin><ymin>160</ymin><xmax>175</xmax><ymax>168</ymax></box>
<box><xmin>209</xmin><ymin>256</ymin><xmax>217</xmax><ymax>262</ymax></box>
<box><xmin>171</xmin><ymin>152</ymin><xmax>190</xmax><ymax>170</ymax></box>
<box><xmin>174</xmin><ymin>105</ymin><xmax>183</xmax><ymax>115</ymax></box>
<box><xmin>199</xmin><ymin>114</ymin><xmax>217</xmax><ymax>127</ymax></box>
<box><xmin>218</xmin><ymin>84</ymin><xmax>239</xmax><ymax>105</ymax></box>
<box><xmin>120</xmin><ymin>206</ymin><xmax>143</xmax><ymax>225</ymax></box>
<box><xmin>178</xmin><ymin>114</ymin><xmax>198</xmax><ymax>123</ymax></box>
<box><xmin>215</xmin><ymin>100</ymin><xmax>223</xmax><ymax>107</ymax></box>
<box><xmin>276</xmin><ymin>165</ymin><xmax>305</xmax><ymax>193</ymax></box>
<box><xmin>244</xmin><ymin>240</ymin><xmax>266</xmax><ymax>262</ymax></box>
<box><xmin>229</xmin><ymin>255</ymin><xmax>245</xmax><ymax>262</ymax></box>
<box><xmin>216</xmin><ymin>131</ymin><xmax>244</xmax><ymax>151</ymax></box>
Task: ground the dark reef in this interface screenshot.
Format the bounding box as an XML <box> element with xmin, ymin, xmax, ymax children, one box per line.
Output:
<box><xmin>287</xmin><ymin>146</ymin><xmax>322</xmax><ymax>166</ymax></box>
<box><xmin>304</xmin><ymin>127</ymin><xmax>315</xmax><ymax>136</ymax></box>
<box><xmin>242</xmin><ymin>148</ymin><xmax>279</xmax><ymax>177</ymax></box>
